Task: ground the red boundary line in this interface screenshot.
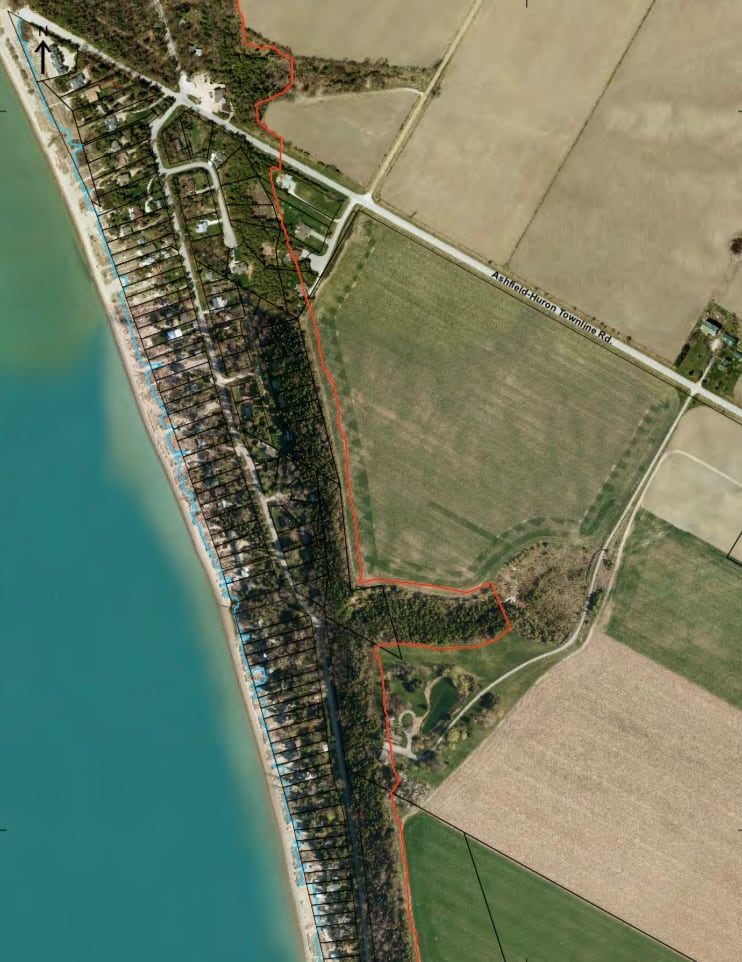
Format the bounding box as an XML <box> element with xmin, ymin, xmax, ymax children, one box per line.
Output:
<box><xmin>234</xmin><ymin>8</ymin><xmax>512</xmax><ymax>960</ymax></box>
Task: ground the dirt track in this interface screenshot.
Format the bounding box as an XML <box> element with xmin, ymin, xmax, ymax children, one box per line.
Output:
<box><xmin>511</xmin><ymin>0</ymin><xmax>742</xmax><ymax>361</ymax></box>
<box><xmin>429</xmin><ymin>632</ymin><xmax>742</xmax><ymax>962</ymax></box>
<box><xmin>642</xmin><ymin>407</ymin><xmax>742</xmax><ymax>553</ymax></box>
<box><xmin>381</xmin><ymin>0</ymin><xmax>652</xmax><ymax>263</ymax></box>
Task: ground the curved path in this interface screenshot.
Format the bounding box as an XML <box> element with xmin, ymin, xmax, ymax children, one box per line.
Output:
<box><xmin>230</xmin><ymin>7</ymin><xmax>516</xmax><ymax>962</ymax></box>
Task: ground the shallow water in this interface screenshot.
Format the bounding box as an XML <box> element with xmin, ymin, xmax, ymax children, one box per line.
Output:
<box><xmin>0</xmin><ymin>59</ymin><xmax>301</xmax><ymax>962</ymax></box>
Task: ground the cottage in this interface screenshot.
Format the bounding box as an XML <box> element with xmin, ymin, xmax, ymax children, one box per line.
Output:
<box><xmin>700</xmin><ymin>317</ymin><xmax>723</xmax><ymax>337</ymax></box>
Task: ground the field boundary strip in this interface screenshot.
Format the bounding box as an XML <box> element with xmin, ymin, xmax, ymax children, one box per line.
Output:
<box><xmin>233</xmin><ymin>5</ymin><xmax>512</xmax><ymax>961</ymax></box>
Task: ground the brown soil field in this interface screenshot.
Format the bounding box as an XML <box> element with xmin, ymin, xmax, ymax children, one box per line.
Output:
<box><xmin>643</xmin><ymin>452</ymin><xmax>742</xmax><ymax>554</ymax></box>
<box><xmin>720</xmin><ymin>265</ymin><xmax>742</xmax><ymax>324</ymax></box>
<box><xmin>264</xmin><ymin>90</ymin><xmax>419</xmax><ymax>186</ymax></box>
<box><xmin>642</xmin><ymin>406</ymin><xmax>742</xmax><ymax>552</ymax></box>
<box><xmin>670</xmin><ymin>406</ymin><xmax>742</xmax><ymax>480</ymax></box>
<box><xmin>510</xmin><ymin>0</ymin><xmax>742</xmax><ymax>362</ymax></box>
<box><xmin>428</xmin><ymin>632</ymin><xmax>742</xmax><ymax>962</ymax></box>
<box><xmin>381</xmin><ymin>0</ymin><xmax>652</xmax><ymax>264</ymax></box>
<box><xmin>243</xmin><ymin>0</ymin><xmax>470</xmax><ymax>66</ymax></box>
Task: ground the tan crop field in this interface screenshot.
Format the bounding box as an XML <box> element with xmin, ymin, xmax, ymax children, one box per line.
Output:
<box><xmin>311</xmin><ymin>215</ymin><xmax>680</xmax><ymax>585</ymax></box>
<box><xmin>381</xmin><ymin>0</ymin><xmax>652</xmax><ymax>263</ymax></box>
<box><xmin>670</xmin><ymin>406</ymin><xmax>742</xmax><ymax>480</ymax></box>
<box><xmin>265</xmin><ymin>90</ymin><xmax>418</xmax><ymax>186</ymax></box>
<box><xmin>643</xmin><ymin>453</ymin><xmax>742</xmax><ymax>554</ymax></box>
<box><xmin>642</xmin><ymin>407</ymin><xmax>742</xmax><ymax>553</ymax></box>
<box><xmin>511</xmin><ymin>0</ymin><xmax>742</xmax><ymax>362</ymax></box>
<box><xmin>244</xmin><ymin>0</ymin><xmax>470</xmax><ymax>66</ymax></box>
<box><xmin>428</xmin><ymin>632</ymin><xmax>742</xmax><ymax>962</ymax></box>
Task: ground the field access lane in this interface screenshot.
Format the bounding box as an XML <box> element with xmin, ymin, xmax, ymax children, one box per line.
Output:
<box><xmin>16</xmin><ymin>5</ymin><xmax>742</xmax><ymax>426</ymax></box>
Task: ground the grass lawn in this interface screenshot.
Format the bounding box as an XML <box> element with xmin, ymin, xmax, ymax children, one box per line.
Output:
<box><xmin>313</xmin><ymin>214</ymin><xmax>681</xmax><ymax>584</ymax></box>
<box><xmin>608</xmin><ymin>509</ymin><xmax>742</xmax><ymax>708</ymax></box>
<box><xmin>404</xmin><ymin>813</ymin><xmax>686</xmax><ymax>962</ymax></box>
<box><xmin>379</xmin><ymin>632</ymin><xmax>562</xmax><ymax>787</ymax></box>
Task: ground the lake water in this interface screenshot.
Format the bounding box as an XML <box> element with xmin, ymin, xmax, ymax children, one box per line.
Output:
<box><xmin>0</xmin><ymin>59</ymin><xmax>301</xmax><ymax>962</ymax></box>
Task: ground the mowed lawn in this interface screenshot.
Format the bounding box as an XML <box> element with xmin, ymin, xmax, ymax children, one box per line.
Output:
<box><xmin>608</xmin><ymin>510</ymin><xmax>742</xmax><ymax>708</ymax></box>
<box><xmin>404</xmin><ymin>813</ymin><xmax>686</xmax><ymax>962</ymax></box>
<box><xmin>314</xmin><ymin>215</ymin><xmax>680</xmax><ymax>584</ymax></box>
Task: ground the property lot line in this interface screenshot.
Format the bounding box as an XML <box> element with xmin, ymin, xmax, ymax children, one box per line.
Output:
<box><xmin>20</xmin><ymin>9</ymin><xmax>740</xmax><ymax>958</ymax></box>
<box><xmin>17</xmin><ymin>6</ymin><xmax>742</xmax><ymax>425</ymax></box>
<box><xmin>230</xmin><ymin>8</ymin><xmax>711</xmax><ymax>962</ymax></box>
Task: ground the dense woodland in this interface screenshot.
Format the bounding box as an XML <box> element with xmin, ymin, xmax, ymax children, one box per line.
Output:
<box><xmin>162</xmin><ymin>0</ymin><xmax>432</xmax><ymax>127</ymax></box>
<box><xmin>23</xmin><ymin>0</ymin><xmax>178</xmax><ymax>85</ymax></box>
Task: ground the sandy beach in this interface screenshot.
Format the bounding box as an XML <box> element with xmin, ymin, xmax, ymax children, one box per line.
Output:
<box><xmin>0</xmin><ymin>13</ymin><xmax>317</xmax><ymax>958</ymax></box>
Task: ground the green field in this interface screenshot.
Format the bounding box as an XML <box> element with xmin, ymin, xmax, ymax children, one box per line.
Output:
<box><xmin>379</xmin><ymin>631</ymin><xmax>560</xmax><ymax>786</ymax></box>
<box><xmin>608</xmin><ymin>510</ymin><xmax>742</xmax><ymax>708</ymax></box>
<box><xmin>314</xmin><ymin>215</ymin><xmax>681</xmax><ymax>584</ymax></box>
<box><xmin>405</xmin><ymin>813</ymin><xmax>686</xmax><ymax>962</ymax></box>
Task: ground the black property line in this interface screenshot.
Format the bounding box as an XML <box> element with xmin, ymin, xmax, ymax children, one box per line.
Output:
<box><xmin>20</xmin><ymin>37</ymin><xmax>362</xmax><ymax>952</ymax></box>
<box><xmin>463</xmin><ymin>832</ymin><xmax>508</xmax><ymax>962</ymax></box>
<box><xmin>354</xmin><ymin>773</ymin><xmax>699</xmax><ymax>962</ymax></box>
<box><xmin>726</xmin><ymin>528</ymin><xmax>742</xmax><ymax>562</ymax></box>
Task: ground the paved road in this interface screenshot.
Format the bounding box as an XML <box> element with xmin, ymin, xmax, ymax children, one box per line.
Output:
<box><xmin>18</xmin><ymin>6</ymin><xmax>742</xmax><ymax>425</ymax></box>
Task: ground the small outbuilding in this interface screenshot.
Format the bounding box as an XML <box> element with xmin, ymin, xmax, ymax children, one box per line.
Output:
<box><xmin>700</xmin><ymin>317</ymin><xmax>723</xmax><ymax>337</ymax></box>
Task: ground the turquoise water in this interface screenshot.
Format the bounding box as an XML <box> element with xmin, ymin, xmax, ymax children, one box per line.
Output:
<box><xmin>0</xmin><ymin>61</ymin><xmax>301</xmax><ymax>962</ymax></box>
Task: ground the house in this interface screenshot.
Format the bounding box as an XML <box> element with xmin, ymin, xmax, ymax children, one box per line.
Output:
<box><xmin>211</xmin><ymin>295</ymin><xmax>228</xmax><ymax>310</ymax></box>
<box><xmin>722</xmin><ymin>332</ymin><xmax>739</xmax><ymax>349</ymax></box>
<box><xmin>700</xmin><ymin>317</ymin><xmax>723</xmax><ymax>337</ymax></box>
<box><xmin>195</xmin><ymin>219</ymin><xmax>210</xmax><ymax>235</ymax></box>
<box><xmin>105</xmin><ymin>115</ymin><xmax>118</xmax><ymax>132</ymax></box>
<box><xmin>166</xmin><ymin>327</ymin><xmax>183</xmax><ymax>341</ymax></box>
<box><xmin>50</xmin><ymin>44</ymin><xmax>65</xmax><ymax>76</ymax></box>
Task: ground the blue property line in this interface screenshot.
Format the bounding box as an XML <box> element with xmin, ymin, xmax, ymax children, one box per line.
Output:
<box><xmin>15</xmin><ymin>20</ymin><xmax>324</xmax><ymax>960</ymax></box>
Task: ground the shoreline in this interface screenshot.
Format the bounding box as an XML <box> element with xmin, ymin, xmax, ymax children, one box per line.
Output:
<box><xmin>0</xmin><ymin>15</ymin><xmax>315</xmax><ymax>959</ymax></box>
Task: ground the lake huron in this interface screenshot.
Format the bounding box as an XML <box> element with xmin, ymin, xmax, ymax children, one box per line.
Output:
<box><xmin>0</xmin><ymin>60</ymin><xmax>301</xmax><ymax>962</ymax></box>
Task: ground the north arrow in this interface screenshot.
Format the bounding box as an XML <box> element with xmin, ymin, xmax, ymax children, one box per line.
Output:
<box><xmin>34</xmin><ymin>38</ymin><xmax>51</xmax><ymax>75</ymax></box>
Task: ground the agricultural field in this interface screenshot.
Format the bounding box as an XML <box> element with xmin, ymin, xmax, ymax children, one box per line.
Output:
<box><xmin>381</xmin><ymin>0</ymin><xmax>652</xmax><ymax>263</ymax></box>
<box><xmin>243</xmin><ymin>0</ymin><xmax>470</xmax><ymax>66</ymax></box>
<box><xmin>428</xmin><ymin>633</ymin><xmax>742</xmax><ymax>962</ymax></box>
<box><xmin>311</xmin><ymin>214</ymin><xmax>680</xmax><ymax>585</ymax></box>
<box><xmin>607</xmin><ymin>510</ymin><xmax>742</xmax><ymax>707</ymax></box>
<box><xmin>404</xmin><ymin>813</ymin><xmax>688</xmax><ymax>962</ymax></box>
<box><xmin>510</xmin><ymin>0</ymin><xmax>742</xmax><ymax>362</ymax></box>
<box><xmin>265</xmin><ymin>90</ymin><xmax>419</xmax><ymax>186</ymax></box>
<box><xmin>642</xmin><ymin>453</ymin><xmax>742</xmax><ymax>555</ymax></box>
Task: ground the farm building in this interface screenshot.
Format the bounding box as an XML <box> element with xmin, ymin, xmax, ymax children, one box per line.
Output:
<box><xmin>700</xmin><ymin>317</ymin><xmax>723</xmax><ymax>337</ymax></box>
